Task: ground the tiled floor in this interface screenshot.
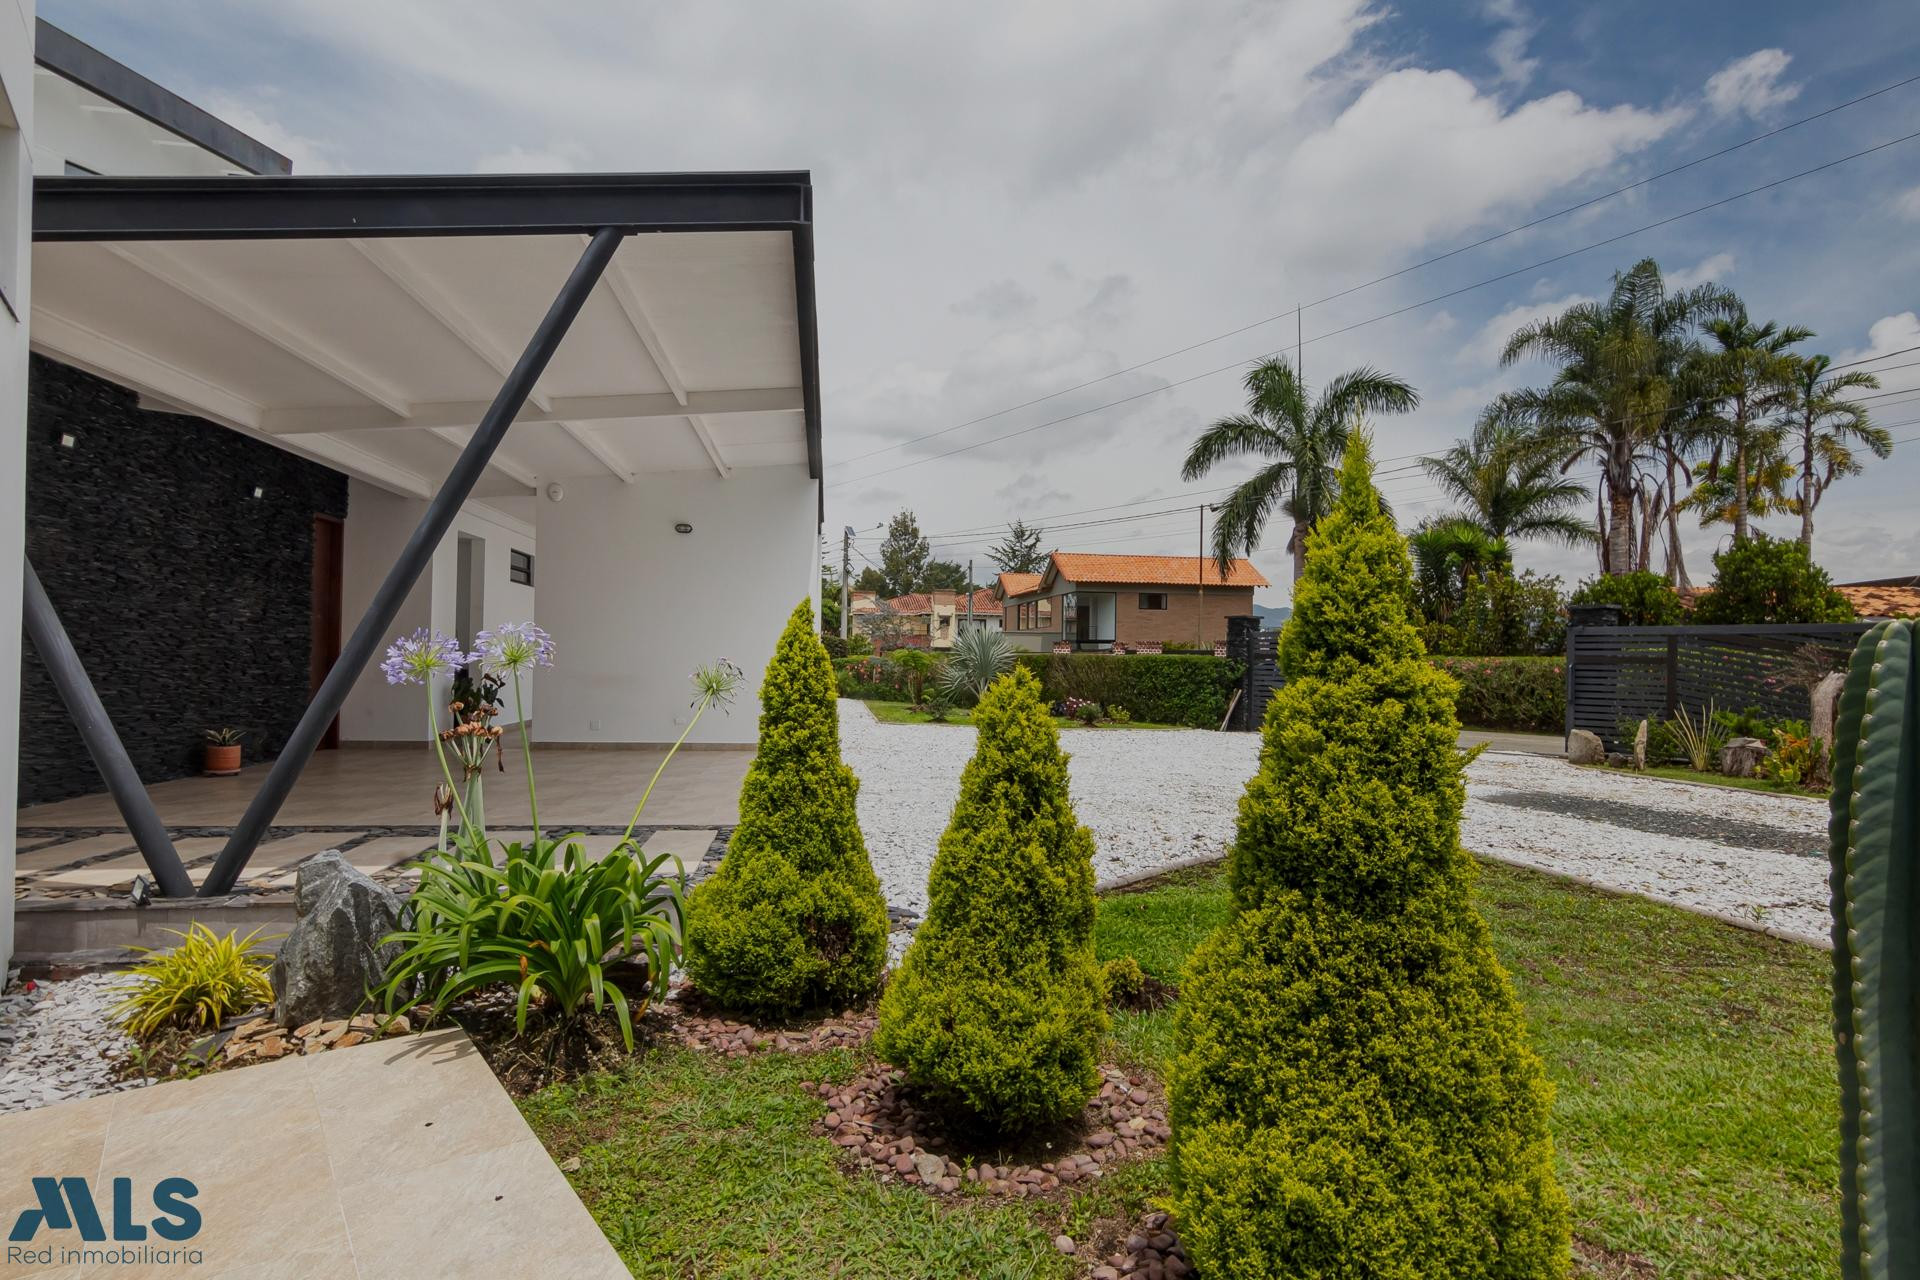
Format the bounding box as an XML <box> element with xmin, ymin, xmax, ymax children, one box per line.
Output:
<box><xmin>18</xmin><ymin>741</ymin><xmax>748</xmax><ymax>831</ymax></box>
<box><xmin>0</xmin><ymin>1030</ymin><xmax>627</xmax><ymax>1280</ymax></box>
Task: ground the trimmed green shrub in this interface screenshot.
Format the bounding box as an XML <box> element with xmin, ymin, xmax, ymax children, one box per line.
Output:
<box><xmin>1692</xmin><ymin>533</ymin><xmax>1855</xmax><ymax>625</ymax></box>
<box><xmin>1431</xmin><ymin>655</ymin><xmax>1564</xmax><ymax>732</ymax></box>
<box><xmin>686</xmin><ymin>603</ymin><xmax>889</xmax><ymax>1014</ymax></box>
<box><xmin>1570</xmin><ymin>570</ymin><xmax>1684</xmax><ymax>626</ymax></box>
<box><xmin>834</xmin><ymin>655</ymin><xmax>910</xmax><ymax>700</ymax></box>
<box><xmin>1100</xmin><ymin>955</ymin><xmax>1146</xmax><ymax>1005</ymax></box>
<box><xmin>1010</xmin><ymin>652</ymin><xmax>1241</xmax><ymax>727</ymax></box>
<box><xmin>820</xmin><ymin>631</ymin><xmax>849</xmax><ymax>660</ymax></box>
<box><xmin>874</xmin><ymin>665</ymin><xmax>1107</xmax><ymax>1132</ymax></box>
<box><xmin>1168</xmin><ymin>436</ymin><xmax>1570</xmax><ymax>1278</ymax></box>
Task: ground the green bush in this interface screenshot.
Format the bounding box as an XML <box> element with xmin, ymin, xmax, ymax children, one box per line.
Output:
<box><xmin>1100</xmin><ymin>955</ymin><xmax>1146</xmax><ymax>1005</ymax></box>
<box><xmin>1168</xmin><ymin>437</ymin><xmax>1570</xmax><ymax>1278</ymax></box>
<box><xmin>1570</xmin><ymin>570</ymin><xmax>1684</xmax><ymax>626</ymax></box>
<box><xmin>820</xmin><ymin>631</ymin><xmax>850</xmax><ymax>660</ymax></box>
<box><xmin>1011</xmin><ymin>652</ymin><xmax>1240</xmax><ymax>727</ymax></box>
<box><xmin>834</xmin><ymin>655</ymin><xmax>909</xmax><ymax>700</ymax></box>
<box><xmin>1430</xmin><ymin>655</ymin><xmax>1564</xmax><ymax>732</ymax></box>
<box><xmin>1691</xmin><ymin>534</ymin><xmax>1855</xmax><ymax>625</ymax></box>
<box><xmin>874</xmin><ymin>666</ymin><xmax>1107</xmax><ymax>1132</ymax></box>
<box><xmin>686</xmin><ymin>603</ymin><xmax>890</xmax><ymax>1014</ymax></box>
<box><xmin>1423</xmin><ymin>570</ymin><xmax>1566</xmax><ymax>656</ymax></box>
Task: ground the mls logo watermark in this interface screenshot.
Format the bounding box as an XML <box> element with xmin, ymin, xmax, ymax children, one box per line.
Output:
<box><xmin>6</xmin><ymin>1175</ymin><xmax>204</xmax><ymax>1269</ymax></box>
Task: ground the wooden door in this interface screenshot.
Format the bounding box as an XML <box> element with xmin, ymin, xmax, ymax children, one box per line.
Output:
<box><xmin>310</xmin><ymin>515</ymin><xmax>345</xmax><ymax>749</ymax></box>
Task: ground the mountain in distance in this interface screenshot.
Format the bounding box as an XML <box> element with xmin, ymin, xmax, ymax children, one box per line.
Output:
<box><xmin>1250</xmin><ymin>603</ymin><xmax>1291</xmax><ymax>627</ymax></box>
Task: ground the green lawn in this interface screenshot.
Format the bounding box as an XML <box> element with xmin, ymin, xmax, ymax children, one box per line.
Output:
<box><xmin>522</xmin><ymin>861</ymin><xmax>1838</xmax><ymax>1279</ymax></box>
<box><xmin>862</xmin><ymin>699</ymin><xmax>1183</xmax><ymax>730</ymax></box>
<box><xmin>1575</xmin><ymin>761</ymin><xmax>1823</xmax><ymax>797</ymax></box>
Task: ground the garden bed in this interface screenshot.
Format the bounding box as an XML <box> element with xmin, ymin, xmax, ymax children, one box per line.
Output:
<box><xmin>862</xmin><ymin>700</ymin><xmax>1181</xmax><ymax>730</ymax></box>
<box><xmin>517</xmin><ymin>860</ymin><xmax>1839</xmax><ymax>1279</ymax></box>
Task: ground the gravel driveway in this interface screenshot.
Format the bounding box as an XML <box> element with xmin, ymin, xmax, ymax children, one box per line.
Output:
<box><xmin>840</xmin><ymin>702</ymin><xmax>1832</xmax><ymax>941</ymax></box>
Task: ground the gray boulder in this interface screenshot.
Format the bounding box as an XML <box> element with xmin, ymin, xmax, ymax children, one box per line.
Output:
<box><xmin>1720</xmin><ymin>737</ymin><xmax>1768</xmax><ymax>779</ymax></box>
<box><xmin>1632</xmin><ymin>719</ymin><xmax>1649</xmax><ymax>771</ymax></box>
<box><xmin>1566</xmin><ymin>729</ymin><xmax>1605</xmax><ymax>765</ymax></box>
<box><xmin>272</xmin><ymin>851</ymin><xmax>406</xmax><ymax>1028</ymax></box>
<box><xmin>1810</xmin><ymin>670</ymin><xmax>1846</xmax><ymax>785</ymax></box>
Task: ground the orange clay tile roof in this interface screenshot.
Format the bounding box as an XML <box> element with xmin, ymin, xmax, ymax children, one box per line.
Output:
<box><xmin>1048</xmin><ymin>552</ymin><xmax>1270</xmax><ymax>589</ymax></box>
<box><xmin>880</xmin><ymin>588</ymin><xmax>1003</xmax><ymax>615</ymax></box>
<box><xmin>1837</xmin><ymin>584</ymin><xmax>1920</xmax><ymax>618</ymax></box>
<box><xmin>996</xmin><ymin>572</ymin><xmax>1042</xmax><ymax>598</ymax></box>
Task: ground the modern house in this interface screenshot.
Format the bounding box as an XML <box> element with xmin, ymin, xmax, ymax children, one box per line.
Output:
<box><xmin>996</xmin><ymin>552</ymin><xmax>1268</xmax><ymax>652</ymax></box>
<box><xmin>2</xmin><ymin>19</ymin><xmax>823</xmax><ymax>963</ymax></box>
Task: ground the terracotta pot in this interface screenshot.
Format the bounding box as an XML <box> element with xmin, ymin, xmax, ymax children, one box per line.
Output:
<box><xmin>204</xmin><ymin>743</ymin><xmax>242</xmax><ymax>776</ymax></box>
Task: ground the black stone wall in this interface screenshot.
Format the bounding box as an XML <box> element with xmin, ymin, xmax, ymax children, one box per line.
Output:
<box><xmin>19</xmin><ymin>356</ymin><xmax>350</xmax><ymax>806</ymax></box>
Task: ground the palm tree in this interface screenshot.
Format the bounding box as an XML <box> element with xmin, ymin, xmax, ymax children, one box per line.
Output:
<box><xmin>1495</xmin><ymin>258</ymin><xmax>1733</xmax><ymax>576</ymax></box>
<box><xmin>1408</xmin><ymin>515</ymin><xmax>1512</xmax><ymax>622</ymax></box>
<box><xmin>1690</xmin><ymin>306</ymin><xmax>1811</xmax><ymax>543</ymax></box>
<box><xmin>1183</xmin><ymin>357</ymin><xmax>1419</xmax><ymax>579</ymax></box>
<box><xmin>1419</xmin><ymin>411</ymin><xmax>1593</xmax><ymax>546</ymax></box>
<box><xmin>1781</xmin><ymin>353</ymin><xmax>1889</xmax><ymax>554</ymax></box>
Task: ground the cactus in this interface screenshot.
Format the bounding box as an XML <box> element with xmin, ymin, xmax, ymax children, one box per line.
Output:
<box><xmin>1829</xmin><ymin>618</ymin><xmax>1920</xmax><ymax>1280</ymax></box>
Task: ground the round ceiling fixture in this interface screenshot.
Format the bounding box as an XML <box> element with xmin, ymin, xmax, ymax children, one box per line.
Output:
<box><xmin>674</xmin><ymin>521</ymin><xmax>694</xmax><ymax>535</ymax></box>
<box><xmin>545</xmin><ymin>482</ymin><xmax>565</xmax><ymax>502</ymax></box>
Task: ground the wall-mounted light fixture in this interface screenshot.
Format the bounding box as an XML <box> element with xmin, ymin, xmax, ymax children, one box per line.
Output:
<box><xmin>674</xmin><ymin>521</ymin><xmax>694</xmax><ymax>535</ymax></box>
<box><xmin>252</xmin><ymin>485</ymin><xmax>266</xmax><ymax>499</ymax></box>
<box><xmin>57</xmin><ymin>431</ymin><xmax>77</xmax><ymax>450</ymax></box>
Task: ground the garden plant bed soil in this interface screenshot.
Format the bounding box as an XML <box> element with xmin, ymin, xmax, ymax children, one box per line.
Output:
<box><xmin>810</xmin><ymin>1062</ymin><xmax>1169</xmax><ymax>1200</ymax></box>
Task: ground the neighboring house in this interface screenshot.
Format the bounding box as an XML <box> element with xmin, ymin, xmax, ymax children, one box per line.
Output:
<box><xmin>855</xmin><ymin>587</ymin><xmax>1001</xmax><ymax>650</ymax></box>
<box><xmin>4</xmin><ymin>20</ymin><xmax>824</xmax><ymax>963</ymax></box>
<box><xmin>997</xmin><ymin>552</ymin><xmax>1269</xmax><ymax>652</ymax></box>
<box><xmin>1835</xmin><ymin>576</ymin><xmax>1920</xmax><ymax>620</ymax></box>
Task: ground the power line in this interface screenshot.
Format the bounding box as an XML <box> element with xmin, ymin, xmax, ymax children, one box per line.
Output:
<box><xmin>829</xmin><ymin>72</ymin><xmax>1920</xmax><ymax>474</ymax></box>
<box><xmin>830</xmin><ymin>127</ymin><xmax>1920</xmax><ymax>491</ymax></box>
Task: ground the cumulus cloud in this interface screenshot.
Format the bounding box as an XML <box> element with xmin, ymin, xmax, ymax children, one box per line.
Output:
<box><xmin>1483</xmin><ymin>0</ymin><xmax>1538</xmax><ymax>86</ymax></box>
<box><xmin>951</xmin><ymin>280</ymin><xmax>1039</xmax><ymax>322</ymax></box>
<box><xmin>1665</xmin><ymin>252</ymin><xmax>1736</xmax><ymax>289</ymax></box>
<box><xmin>1458</xmin><ymin>292</ymin><xmax>1593</xmax><ymax>366</ymax></box>
<box><xmin>1704</xmin><ymin>49</ymin><xmax>1801</xmax><ymax>119</ymax></box>
<box><xmin>1895</xmin><ymin>186</ymin><xmax>1920</xmax><ymax>222</ymax></box>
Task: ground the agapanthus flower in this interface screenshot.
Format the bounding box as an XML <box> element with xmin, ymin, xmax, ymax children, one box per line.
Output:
<box><xmin>381</xmin><ymin>629</ymin><xmax>468</xmax><ymax>686</ymax></box>
<box><xmin>691</xmin><ymin>658</ymin><xmax>745</xmax><ymax>710</ymax></box>
<box><xmin>473</xmin><ymin>622</ymin><xmax>555</xmax><ymax>675</ymax></box>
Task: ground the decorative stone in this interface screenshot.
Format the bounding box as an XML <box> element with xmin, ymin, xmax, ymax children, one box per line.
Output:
<box><xmin>271</xmin><ymin>851</ymin><xmax>406</xmax><ymax>1028</ymax></box>
<box><xmin>1566</xmin><ymin>729</ymin><xmax>1605</xmax><ymax>765</ymax></box>
<box><xmin>1811</xmin><ymin>671</ymin><xmax>1845</xmax><ymax>785</ymax></box>
<box><xmin>1054</xmin><ymin>1235</ymin><xmax>1077</xmax><ymax>1255</ymax></box>
<box><xmin>1720</xmin><ymin>737</ymin><xmax>1768</xmax><ymax>778</ymax></box>
<box><xmin>1632</xmin><ymin>719</ymin><xmax>1649</xmax><ymax>770</ymax></box>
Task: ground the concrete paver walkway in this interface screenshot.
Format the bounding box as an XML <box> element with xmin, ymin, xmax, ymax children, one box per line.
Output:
<box><xmin>0</xmin><ymin>1029</ymin><xmax>624</xmax><ymax>1280</ymax></box>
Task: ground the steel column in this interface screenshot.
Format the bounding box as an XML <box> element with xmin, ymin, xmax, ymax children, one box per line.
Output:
<box><xmin>21</xmin><ymin>558</ymin><xmax>195</xmax><ymax>898</ymax></box>
<box><xmin>198</xmin><ymin>227</ymin><xmax>625</xmax><ymax>896</ymax></box>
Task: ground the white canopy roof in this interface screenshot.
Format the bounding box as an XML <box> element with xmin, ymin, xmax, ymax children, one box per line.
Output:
<box><xmin>29</xmin><ymin>173</ymin><xmax>819</xmax><ymax>507</ymax></box>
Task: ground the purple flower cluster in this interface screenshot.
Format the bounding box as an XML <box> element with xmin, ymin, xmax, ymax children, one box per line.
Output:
<box><xmin>381</xmin><ymin>629</ymin><xmax>469</xmax><ymax>686</ymax></box>
<box><xmin>474</xmin><ymin>622</ymin><xmax>555</xmax><ymax>675</ymax></box>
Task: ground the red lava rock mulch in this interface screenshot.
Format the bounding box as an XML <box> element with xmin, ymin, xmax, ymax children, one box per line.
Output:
<box><xmin>1082</xmin><ymin>1210</ymin><xmax>1193</xmax><ymax>1279</ymax></box>
<box><xmin>808</xmin><ymin>1063</ymin><xmax>1169</xmax><ymax>1198</ymax></box>
<box><xmin>662</xmin><ymin>1003</ymin><xmax>878</xmax><ymax>1056</ymax></box>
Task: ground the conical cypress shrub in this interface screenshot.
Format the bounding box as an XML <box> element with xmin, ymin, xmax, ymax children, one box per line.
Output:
<box><xmin>685</xmin><ymin>601</ymin><xmax>889</xmax><ymax>1014</ymax></box>
<box><xmin>874</xmin><ymin>665</ymin><xmax>1107</xmax><ymax>1132</ymax></box>
<box><xmin>1168</xmin><ymin>436</ymin><xmax>1570</xmax><ymax>1278</ymax></box>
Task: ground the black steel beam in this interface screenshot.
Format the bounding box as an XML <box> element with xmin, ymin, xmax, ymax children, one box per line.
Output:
<box><xmin>20</xmin><ymin>558</ymin><xmax>195</xmax><ymax>898</ymax></box>
<box><xmin>33</xmin><ymin>171</ymin><xmax>810</xmax><ymax>242</ymax></box>
<box><xmin>791</xmin><ymin>221</ymin><xmax>824</xmax><ymax>485</ymax></box>
<box><xmin>197</xmin><ymin>228</ymin><xmax>626</xmax><ymax>896</ymax></box>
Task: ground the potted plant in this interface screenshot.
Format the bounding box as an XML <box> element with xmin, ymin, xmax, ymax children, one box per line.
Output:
<box><xmin>202</xmin><ymin>727</ymin><xmax>245</xmax><ymax>776</ymax></box>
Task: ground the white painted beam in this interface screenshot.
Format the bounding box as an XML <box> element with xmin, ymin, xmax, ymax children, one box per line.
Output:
<box><xmin>593</xmin><ymin>234</ymin><xmax>688</xmax><ymax>405</ymax></box>
<box><xmin>688</xmin><ymin>414</ymin><xmax>732</xmax><ymax>479</ymax></box>
<box><xmin>558</xmin><ymin>420</ymin><xmax>637</xmax><ymax>483</ymax></box>
<box><xmin>429</xmin><ymin>425</ymin><xmax>540</xmax><ymax>489</ymax></box>
<box><xmin>101</xmin><ymin>243</ymin><xmax>415</xmax><ymax>417</ymax></box>
<box><xmin>260</xmin><ymin>386</ymin><xmax>804</xmax><ymax>435</ymax></box>
<box><xmin>346</xmin><ymin>237</ymin><xmax>554</xmax><ymax>415</ymax></box>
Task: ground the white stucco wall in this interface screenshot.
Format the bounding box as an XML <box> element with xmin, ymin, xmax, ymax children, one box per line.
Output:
<box><xmin>536</xmin><ymin>466</ymin><xmax>819</xmax><ymax>745</ymax></box>
<box><xmin>337</xmin><ymin>479</ymin><xmax>539</xmax><ymax>742</ymax></box>
<box><xmin>1</xmin><ymin>0</ymin><xmax>34</xmax><ymax>965</ymax></box>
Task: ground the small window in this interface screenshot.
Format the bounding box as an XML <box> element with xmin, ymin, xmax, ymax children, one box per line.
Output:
<box><xmin>510</xmin><ymin>549</ymin><xmax>534</xmax><ymax>586</ymax></box>
<box><xmin>1139</xmin><ymin>592</ymin><xmax>1169</xmax><ymax>611</ymax></box>
<box><xmin>1037</xmin><ymin>599</ymin><xmax>1053</xmax><ymax>626</ymax></box>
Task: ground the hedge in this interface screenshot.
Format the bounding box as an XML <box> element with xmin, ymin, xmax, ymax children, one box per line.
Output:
<box><xmin>1011</xmin><ymin>653</ymin><xmax>1241</xmax><ymax>728</ymax></box>
<box><xmin>1429</xmin><ymin>655</ymin><xmax>1563</xmax><ymax>733</ymax></box>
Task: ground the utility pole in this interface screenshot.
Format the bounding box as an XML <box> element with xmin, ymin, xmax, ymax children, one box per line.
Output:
<box><xmin>966</xmin><ymin>559</ymin><xmax>975</xmax><ymax>634</ymax></box>
<box><xmin>1196</xmin><ymin>504</ymin><xmax>1206</xmax><ymax>648</ymax></box>
<box><xmin>1296</xmin><ymin>302</ymin><xmax>1302</xmax><ymax>377</ymax></box>
<box><xmin>840</xmin><ymin>525</ymin><xmax>853</xmax><ymax>640</ymax></box>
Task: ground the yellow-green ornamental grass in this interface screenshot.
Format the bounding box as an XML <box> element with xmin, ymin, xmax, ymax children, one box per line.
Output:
<box><xmin>685</xmin><ymin>602</ymin><xmax>889</xmax><ymax>1014</ymax></box>
<box><xmin>1168</xmin><ymin>436</ymin><xmax>1571</xmax><ymax>1278</ymax></box>
<box><xmin>875</xmin><ymin>665</ymin><xmax>1107</xmax><ymax>1132</ymax></box>
<box><xmin>113</xmin><ymin>923</ymin><xmax>275</xmax><ymax>1039</ymax></box>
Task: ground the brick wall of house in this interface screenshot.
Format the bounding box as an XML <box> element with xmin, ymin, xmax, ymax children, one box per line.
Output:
<box><xmin>19</xmin><ymin>356</ymin><xmax>349</xmax><ymax>806</ymax></box>
<box><xmin>1110</xmin><ymin>585</ymin><xmax>1255</xmax><ymax>647</ymax></box>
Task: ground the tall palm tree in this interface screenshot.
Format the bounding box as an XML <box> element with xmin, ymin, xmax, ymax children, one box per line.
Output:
<box><xmin>1494</xmin><ymin>258</ymin><xmax>1733</xmax><ymax>576</ymax></box>
<box><xmin>1781</xmin><ymin>353</ymin><xmax>1889</xmax><ymax>554</ymax></box>
<box><xmin>1419</xmin><ymin>411</ymin><xmax>1594</xmax><ymax>546</ymax></box>
<box><xmin>1691</xmin><ymin>306</ymin><xmax>1811</xmax><ymax>544</ymax></box>
<box><xmin>1183</xmin><ymin>357</ymin><xmax>1418</xmax><ymax>579</ymax></box>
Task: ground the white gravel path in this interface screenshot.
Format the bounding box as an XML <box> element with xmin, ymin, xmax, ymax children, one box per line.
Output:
<box><xmin>839</xmin><ymin>701</ymin><xmax>1832</xmax><ymax>941</ymax></box>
